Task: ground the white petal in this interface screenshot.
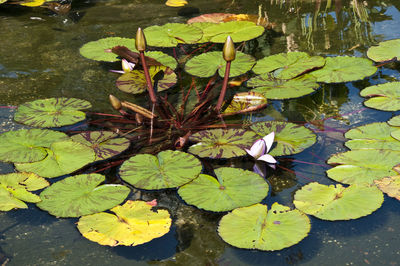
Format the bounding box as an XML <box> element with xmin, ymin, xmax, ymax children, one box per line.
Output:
<box><xmin>246</xmin><ymin>139</ymin><xmax>265</xmax><ymax>159</ymax></box>
<box><xmin>257</xmin><ymin>154</ymin><xmax>277</xmax><ymax>164</ymax></box>
<box><xmin>262</xmin><ymin>132</ymin><xmax>275</xmax><ymax>153</ymax></box>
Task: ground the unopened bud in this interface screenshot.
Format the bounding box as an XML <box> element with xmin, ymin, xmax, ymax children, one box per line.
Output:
<box><xmin>223</xmin><ymin>36</ymin><xmax>236</xmax><ymax>62</ymax></box>
<box><xmin>109</xmin><ymin>94</ymin><xmax>122</xmax><ymax>110</ymax></box>
<box><xmin>135</xmin><ymin>27</ymin><xmax>146</xmax><ymax>52</ymax></box>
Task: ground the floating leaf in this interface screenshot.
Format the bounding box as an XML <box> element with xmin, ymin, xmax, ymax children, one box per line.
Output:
<box><xmin>188</xmin><ymin>129</ymin><xmax>258</xmax><ymax>159</ymax></box>
<box><xmin>144</xmin><ymin>23</ymin><xmax>202</xmax><ymax>47</ymax></box>
<box><xmin>116</xmin><ymin>66</ymin><xmax>177</xmax><ymax>94</ymax></box>
<box><xmin>310</xmin><ymin>56</ymin><xmax>377</xmax><ymax>83</ymax></box>
<box><xmin>218</xmin><ymin>203</ymin><xmax>310</xmax><ymax>251</ymax></box>
<box><xmin>360</xmin><ymin>82</ymin><xmax>400</xmax><ymax>111</ymax></box>
<box><xmin>223</xmin><ymin>92</ymin><xmax>267</xmax><ymax>115</ymax></box>
<box><xmin>145</xmin><ymin>51</ymin><xmax>177</xmax><ymax>69</ymax></box>
<box><xmin>345</xmin><ymin>122</ymin><xmax>400</xmax><ymax>150</ymax></box>
<box><xmin>188</xmin><ymin>13</ymin><xmax>271</xmax><ymax>27</ymax></box>
<box><xmin>14</xmin><ymin>98</ymin><xmax>92</xmax><ymax>128</ymax></box>
<box><xmin>165</xmin><ymin>0</ymin><xmax>187</xmax><ymax>7</ymax></box>
<box><xmin>0</xmin><ymin>129</ymin><xmax>69</xmax><ymax>163</ymax></box>
<box><xmin>250</xmin><ymin>121</ymin><xmax>316</xmax><ymax>156</ymax></box>
<box><xmin>187</xmin><ymin>13</ymin><xmax>237</xmax><ymax>23</ymax></box>
<box><xmin>71</xmin><ymin>131</ymin><xmax>130</xmax><ymax>161</ymax></box>
<box><xmin>37</xmin><ymin>174</ymin><xmax>130</xmax><ymax>217</ymax></box>
<box><xmin>367</xmin><ymin>39</ymin><xmax>400</xmax><ymax>62</ymax></box>
<box><xmin>178</xmin><ymin>167</ymin><xmax>269</xmax><ymax>212</ymax></box>
<box><xmin>77</xmin><ymin>200</ymin><xmax>171</xmax><ymax>246</ymax></box>
<box><xmin>294</xmin><ymin>182</ymin><xmax>383</xmax><ymax>220</ymax></box>
<box><xmin>326</xmin><ymin>149</ymin><xmax>400</xmax><ymax>184</ymax></box>
<box><xmin>15</xmin><ymin>140</ymin><xmax>95</xmax><ymax>178</ymax></box>
<box><xmin>0</xmin><ymin>172</ymin><xmax>49</xmax><ymax>211</ymax></box>
<box><xmin>119</xmin><ymin>150</ymin><xmax>201</xmax><ymax>190</ymax></box>
<box><xmin>388</xmin><ymin>115</ymin><xmax>400</xmax><ymax>126</ymax></box>
<box><xmin>252</xmin><ymin>52</ymin><xmax>325</xmax><ymax>79</ymax></box>
<box><xmin>185</xmin><ymin>51</ymin><xmax>255</xmax><ymax>78</ymax></box>
<box><xmin>374</xmin><ymin>175</ymin><xmax>400</xmax><ymax>200</ymax></box>
<box><xmin>247</xmin><ymin>74</ymin><xmax>320</xmax><ymax>99</ymax></box>
<box><xmin>197</xmin><ymin>21</ymin><xmax>264</xmax><ymax>43</ymax></box>
<box><xmin>80</xmin><ymin>37</ymin><xmax>136</xmax><ymax>62</ymax></box>
<box><xmin>19</xmin><ymin>0</ymin><xmax>45</xmax><ymax>7</ymax></box>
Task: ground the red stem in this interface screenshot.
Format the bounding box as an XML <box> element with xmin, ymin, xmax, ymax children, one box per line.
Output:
<box><xmin>216</xmin><ymin>61</ymin><xmax>231</xmax><ymax>111</ymax></box>
<box><xmin>139</xmin><ymin>52</ymin><xmax>157</xmax><ymax>104</ymax></box>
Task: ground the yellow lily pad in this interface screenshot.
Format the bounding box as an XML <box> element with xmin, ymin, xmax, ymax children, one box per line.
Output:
<box><xmin>374</xmin><ymin>175</ymin><xmax>400</xmax><ymax>201</ymax></box>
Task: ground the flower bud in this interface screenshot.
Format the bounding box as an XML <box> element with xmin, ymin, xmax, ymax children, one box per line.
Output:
<box><xmin>135</xmin><ymin>27</ymin><xmax>146</xmax><ymax>52</ymax></box>
<box><xmin>223</xmin><ymin>36</ymin><xmax>236</xmax><ymax>62</ymax></box>
<box><xmin>109</xmin><ymin>94</ymin><xmax>122</xmax><ymax>110</ymax></box>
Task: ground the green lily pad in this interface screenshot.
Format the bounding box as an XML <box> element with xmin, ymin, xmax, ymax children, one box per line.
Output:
<box><xmin>188</xmin><ymin>128</ymin><xmax>258</xmax><ymax>159</ymax></box>
<box><xmin>367</xmin><ymin>39</ymin><xmax>400</xmax><ymax>62</ymax></box>
<box><xmin>294</xmin><ymin>182</ymin><xmax>383</xmax><ymax>220</ymax></box>
<box><xmin>144</xmin><ymin>23</ymin><xmax>202</xmax><ymax>47</ymax></box>
<box><xmin>247</xmin><ymin>74</ymin><xmax>320</xmax><ymax>99</ymax></box>
<box><xmin>218</xmin><ymin>203</ymin><xmax>310</xmax><ymax>251</ymax></box>
<box><xmin>77</xmin><ymin>200</ymin><xmax>171</xmax><ymax>246</ymax></box>
<box><xmin>198</xmin><ymin>21</ymin><xmax>264</xmax><ymax>43</ymax></box>
<box><xmin>223</xmin><ymin>92</ymin><xmax>267</xmax><ymax>115</ymax></box>
<box><xmin>374</xmin><ymin>175</ymin><xmax>400</xmax><ymax>201</ymax></box>
<box><xmin>0</xmin><ymin>172</ymin><xmax>49</xmax><ymax>211</ymax></box>
<box><xmin>310</xmin><ymin>56</ymin><xmax>377</xmax><ymax>83</ymax></box>
<box><xmin>14</xmin><ymin>98</ymin><xmax>92</xmax><ymax>128</ymax></box>
<box><xmin>252</xmin><ymin>52</ymin><xmax>325</xmax><ymax>79</ymax></box>
<box><xmin>0</xmin><ymin>129</ymin><xmax>69</xmax><ymax>163</ymax></box>
<box><xmin>145</xmin><ymin>51</ymin><xmax>177</xmax><ymax>69</ymax></box>
<box><xmin>15</xmin><ymin>140</ymin><xmax>96</xmax><ymax>178</ymax></box>
<box><xmin>388</xmin><ymin>115</ymin><xmax>400</xmax><ymax>126</ymax></box>
<box><xmin>250</xmin><ymin>121</ymin><xmax>316</xmax><ymax>156</ymax></box>
<box><xmin>70</xmin><ymin>131</ymin><xmax>130</xmax><ymax>161</ymax></box>
<box><xmin>345</xmin><ymin>122</ymin><xmax>400</xmax><ymax>150</ymax></box>
<box><xmin>178</xmin><ymin>167</ymin><xmax>269</xmax><ymax>212</ymax></box>
<box><xmin>116</xmin><ymin>66</ymin><xmax>177</xmax><ymax>94</ymax></box>
<box><xmin>80</xmin><ymin>37</ymin><xmax>137</xmax><ymax>62</ymax></box>
<box><xmin>360</xmin><ymin>82</ymin><xmax>400</xmax><ymax>111</ymax></box>
<box><xmin>37</xmin><ymin>174</ymin><xmax>130</xmax><ymax>217</ymax></box>
<box><xmin>119</xmin><ymin>150</ymin><xmax>202</xmax><ymax>190</ymax></box>
<box><xmin>184</xmin><ymin>51</ymin><xmax>255</xmax><ymax>78</ymax></box>
<box><xmin>326</xmin><ymin>149</ymin><xmax>400</xmax><ymax>184</ymax></box>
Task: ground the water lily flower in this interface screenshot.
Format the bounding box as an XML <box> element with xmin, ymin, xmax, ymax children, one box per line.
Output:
<box><xmin>110</xmin><ymin>59</ymin><xmax>135</xmax><ymax>74</ymax></box>
<box><xmin>245</xmin><ymin>132</ymin><xmax>277</xmax><ymax>164</ymax></box>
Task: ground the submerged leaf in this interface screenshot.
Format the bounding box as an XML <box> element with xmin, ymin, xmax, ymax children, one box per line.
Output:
<box><xmin>251</xmin><ymin>121</ymin><xmax>316</xmax><ymax>156</ymax></box>
<box><xmin>0</xmin><ymin>129</ymin><xmax>69</xmax><ymax>163</ymax></box>
<box><xmin>37</xmin><ymin>174</ymin><xmax>130</xmax><ymax>217</ymax></box>
<box><xmin>310</xmin><ymin>56</ymin><xmax>377</xmax><ymax>83</ymax></box>
<box><xmin>185</xmin><ymin>51</ymin><xmax>255</xmax><ymax>78</ymax></box>
<box><xmin>119</xmin><ymin>150</ymin><xmax>202</xmax><ymax>190</ymax></box>
<box><xmin>218</xmin><ymin>203</ymin><xmax>310</xmax><ymax>251</ymax></box>
<box><xmin>178</xmin><ymin>167</ymin><xmax>269</xmax><ymax>212</ymax></box>
<box><xmin>71</xmin><ymin>131</ymin><xmax>130</xmax><ymax>161</ymax></box>
<box><xmin>360</xmin><ymin>82</ymin><xmax>400</xmax><ymax>111</ymax></box>
<box><xmin>0</xmin><ymin>172</ymin><xmax>49</xmax><ymax>211</ymax></box>
<box><xmin>294</xmin><ymin>182</ymin><xmax>383</xmax><ymax>220</ymax></box>
<box><xmin>223</xmin><ymin>92</ymin><xmax>267</xmax><ymax>115</ymax></box>
<box><xmin>327</xmin><ymin>149</ymin><xmax>400</xmax><ymax>184</ymax></box>
<box><xmin>367</xmin><ymin>39</ymin><xmax>400</xmax><ymax>62</ymax></box>
<box><xmin>15</xmin><ymin>140</ymin><xmax>96</xmax><ymax>178</ymax></box>
<box><xmin>248</xmin><ymin>74</ymin><xmax>320</xmax><ymax>99</ymax></box>
<box><xmin>77</xmin><ymin>200</ymin><xmax>171</xmax><ymax>246</ymax></box>
<box><xmin>116</xmin><ymin>66</ymin><xmax>177</xmax><ymax>94</ymax></box>
<box><xmin>14</xmin><ymin>98</ymin><xmax>91</xmax><ymax>128</ymax></box>
<box><xmin>188</xmin><ymin>128</ymin><xmax>258</xmax><ymax>159</ymax></box>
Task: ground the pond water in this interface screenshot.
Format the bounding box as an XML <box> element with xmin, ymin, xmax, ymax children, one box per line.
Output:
<box><xmin>1</xmin><ymin>0</ymin><xmax>400</xmax><ymax>265</ymax></box>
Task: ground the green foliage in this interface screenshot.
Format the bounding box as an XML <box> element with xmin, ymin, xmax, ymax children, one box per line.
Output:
<box><xmin>218</xmin><ymin>203</ymin><xmax>311</xmax><ymax>251</ymax></box>
<box><xmin>367</xmin><ymin>38</ymin><xmax>400</xmax><ymax>62</ymax></box>
<box><xmin>360</xmin><ymin>82</ymin><xmax>400</xmax><ymax>111</ymax></box>
<box><xmin>119</xmin><ymin>150</ymin><xmax>202</xmax><ymax>190</ymax></box>
<box><xmin>80</xmin><ymin>37</ymin><xmax>137</xmax><ymax>62</ymax></box>
<box><xmin>144</xmin><ymin>23</ymin><xmax>203</xmax><ymax>47</ymax></box>
<box><xmin>178</xmin><ymin>167</ymin><xmax>269</xmax><ymax>212</ymax></box>
<box><xmin>294</xmin><ymin>182</ymin><xmax>384</xmax><ymax>220</ymax></box>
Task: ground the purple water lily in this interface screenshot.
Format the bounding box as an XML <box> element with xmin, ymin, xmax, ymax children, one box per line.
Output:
<box><xmin>110</xmin><ymin>59</ymin><xmax>135</xmax><ymax>74</ymax></box>
<box><xmin>245</xmin><ymin>132</ymin><xmax>277</xmax><ymax>164</ymax></box>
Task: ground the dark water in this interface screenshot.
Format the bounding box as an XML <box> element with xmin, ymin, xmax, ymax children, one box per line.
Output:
<box><xmin>0</xmin><ymin>0</ymin><xmax>400</xmax><ymax>265</ymax></box>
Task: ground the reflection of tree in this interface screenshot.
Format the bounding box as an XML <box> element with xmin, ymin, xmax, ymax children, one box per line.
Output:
<box><xmin>263</xmin><ymin>0</ymin><xmax>393</xmax><ymax>53</ymax></box>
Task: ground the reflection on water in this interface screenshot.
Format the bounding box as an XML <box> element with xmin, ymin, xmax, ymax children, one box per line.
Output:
<box><xmin>1</xmin><ymin>0</ymin><xmax>400</xmax><ymax>265</ymax></box>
